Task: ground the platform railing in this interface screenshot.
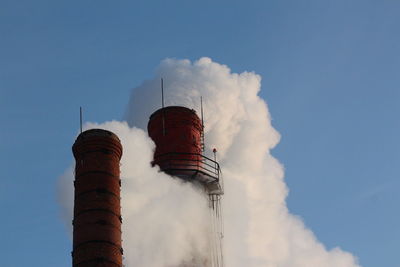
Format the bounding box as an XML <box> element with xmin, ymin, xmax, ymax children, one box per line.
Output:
<box><xmin>152</xmin><ymin>152</ymin><xmax>220</xmax><ymax>182</ymax></box>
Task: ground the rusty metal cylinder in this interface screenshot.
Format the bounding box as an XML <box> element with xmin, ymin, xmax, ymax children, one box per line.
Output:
<box><xmin>147</xmin><ymin>106</ymin><xmax>203</xmax><ymax>176</ymax></box>
<box><xmin>72</xmin><ymin>129</ymin><xmax>123</xmax><ymax>267</ymax></box>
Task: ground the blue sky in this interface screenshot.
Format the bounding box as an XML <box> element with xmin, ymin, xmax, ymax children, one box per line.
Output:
<box><xmin>1</xmin><ymin>1</ymin><xmax>399</xmax><ymax>266</ymax></box>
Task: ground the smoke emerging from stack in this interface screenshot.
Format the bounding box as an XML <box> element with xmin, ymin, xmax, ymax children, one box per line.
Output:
<box><xmin>58</xmin><ymin>57</ymin><xmax>360</xmax><ymax>267</ymax></box>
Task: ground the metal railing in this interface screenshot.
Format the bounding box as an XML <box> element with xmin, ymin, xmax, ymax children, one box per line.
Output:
<box><xmin>153</xmin><ymin>152</ymin><xmax>220</xmax><ymax>182</ymax></box>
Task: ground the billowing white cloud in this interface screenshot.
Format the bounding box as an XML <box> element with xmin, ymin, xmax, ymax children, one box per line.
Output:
<box><xmin>58</xmin><ymin>120</ymin><xmax>210</xmax><ymax>267</ymax></box>
<box><xmin>59</xmin><ymin>57</ymin><xmax>360</xmax><ymax>267</ymax></box>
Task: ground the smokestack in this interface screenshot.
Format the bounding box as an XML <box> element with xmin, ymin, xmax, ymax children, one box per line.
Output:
<box><xmin>148</xmin><ymin>106</ymin><xmax>203</xmax><ymax>176</ymax></box>
<box><xmin>148</xmin><ymin>106</ymin><xmax>221</xmax><ymax>193</ymax></box>
<box><xmin>148</xmin><ymin>106</ymin><xmax>224</xmax><ymax>267</ymax></box>
<box><xmin>72</xmin><ymin>129</ymin><xmax>123</xmax><ymax>267</ymax></box>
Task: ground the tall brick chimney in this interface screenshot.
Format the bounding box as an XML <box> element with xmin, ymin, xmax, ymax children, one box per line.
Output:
<box><xmin>72</xmin><ymin>129</ymin><xmax>123</xmax><ymax>267</ymax></box>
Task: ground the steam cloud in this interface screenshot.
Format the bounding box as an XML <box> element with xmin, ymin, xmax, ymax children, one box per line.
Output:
<box><xmin>58</xmin><ymin>57</ymin><xmax>360</xmax><ymax>267</ymax></box>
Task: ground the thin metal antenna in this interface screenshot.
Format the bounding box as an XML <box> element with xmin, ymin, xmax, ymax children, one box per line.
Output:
<box><xmin>161</xmin><ymin>78</ymin><xmax>165</xmax><ymax>108</ymax></box>
<box><xmin>80</xmin><ymin>107</ymin><xmax>83</xmax><ymax>134</ymax></box>
<box><xmin>200</xmin><ymin>96</ymin><xmax>204</xmax><ymax>128</ymax></box>
<box><xmin>213</xmin><ymin>148</ymin><xmax>217</xmax><ymax>176</ymax></box>
<box><xmin>161</xmin><ymin>78</ymin><xmax>166</xmax><ymax>136</ymax></box>
<box><xmin>200</xmin><ymin>96</ymin><xmax>205</xmax><ymax>152</ymax></box>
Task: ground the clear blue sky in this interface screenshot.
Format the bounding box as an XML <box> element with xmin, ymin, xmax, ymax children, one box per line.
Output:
<box><xmin>1</xmin><ymin>1</ymin><xmax>399</xmax><ymax>266</ymax></box>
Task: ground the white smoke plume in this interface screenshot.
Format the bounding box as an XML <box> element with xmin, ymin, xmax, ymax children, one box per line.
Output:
<box><xmin>58</xmin><ymin>121</ymin><xmax>211</xmax><ymax>267</ymax></box>
<box><xmin>58</xmin><ymin>57</ymin><xmax>360</xmax><ymax>267</ymax></box>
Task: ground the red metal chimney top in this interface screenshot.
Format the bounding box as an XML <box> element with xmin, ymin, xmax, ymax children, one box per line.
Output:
<box><xmin>148</xmin><ymin>106</ymin><xmax>202</xmax><ymax>156</ymax></box>
<box><xmin>147</xmin><ymin>106</ymin><xmax>221</xmax><ymax>193</ymax></box>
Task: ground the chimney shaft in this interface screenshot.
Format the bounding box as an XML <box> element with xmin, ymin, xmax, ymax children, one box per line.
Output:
<box><xmin>72</xmin><ymin>129</ymin><xmax>123</xmax><ymax>267</ymax></box>
<box><xmin>147</xmin><ymin>106</ymin><xmax>203</xmax><ymax>176</ymax></box>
